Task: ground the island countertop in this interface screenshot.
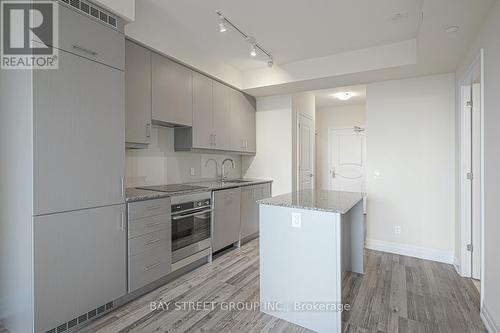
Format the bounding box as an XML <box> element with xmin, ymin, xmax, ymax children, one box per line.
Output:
<box><xmin>258</xmin><ymin>189</ymin><xmax>364</xmax><ymax>214</ymax></box>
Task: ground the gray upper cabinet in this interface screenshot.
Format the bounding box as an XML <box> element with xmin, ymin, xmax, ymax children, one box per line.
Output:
<box><xmin>57</xmin><ymin>4</ymin><xmax>125</xmax><ymax>70</ymax></box>
<box><xmin>34</xmin><ymin>205</ymin><xmax>127</xmax><ymax>333</ymax></box>
<box><xmin>230</xmin><ymin>91</ymin><xmax>256</xmax><ymax>153</ymax></box>
<box><xmin>212</xmin><ymin>81</ymin><xmax>232</xmax><ymax>150</ymax></box>
<box><xmin>192</xmin><ymin>72</ymin><xmax>214</xmax><ymax>149</ymax></box>
<box><xmin>152</xmin><ymin>53</ymin><xmax>193</xmax><ymax>127</ymax></box>
<box><xmin>125</xmin><ymin>40</ymin><xmax>152</xmax><ymax>146</ymax></box>
<box><xmin>33</xmin><ymin>50</ymin><xmax>125</xmax><ymax>216</ymax></box>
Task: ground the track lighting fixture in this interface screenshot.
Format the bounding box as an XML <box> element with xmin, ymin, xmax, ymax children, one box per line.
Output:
<box><xmin>218</xmin><ymin>14</ymin><xmax>227</xmax><ymax>32</ymax></box>
<box><xmin>250</xmin><ymin>45</ymin><xmax>257</xmax><ymax>57</ymax></box>
<box><xmin>215</xmin><ymin>10</ymin><xmax>274</xmax><ymax>67</ymax></box>
<box><xmin>267</xmin><ymin>56</ymin><xmax>274</xmax><ymax>67</ymax></box>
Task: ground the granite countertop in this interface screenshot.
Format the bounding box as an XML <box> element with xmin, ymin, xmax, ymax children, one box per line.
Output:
<box><xmin>126</xmin><ymin>179</ymin><xmax>273</xmax><ymax>202</ymax></box>
<box><xmin>258</xmin><ymin>189</ymin><xmax>364</xmax><ymax>214</ymax></box>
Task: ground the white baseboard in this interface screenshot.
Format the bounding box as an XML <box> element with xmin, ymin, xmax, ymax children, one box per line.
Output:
<box><xmin>482</xmin><ymin>305</ymin><xmax>500</xmax><ymax>333</ymax></box>
<box><xmin>365</xmin><ymin>239</ymin><xmax>454</xmax><ymax>264</ymax></box>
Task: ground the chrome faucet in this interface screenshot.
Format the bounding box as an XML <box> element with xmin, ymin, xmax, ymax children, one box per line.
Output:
<box><xmin>204</xmin><ymin>158</ymin><xmax>219</xmax><ymax>180</ymax></box>
<box><xmin>221</xmin><ymin>158</ymin><xmax>235</xmax><ymax>181</ymax></box>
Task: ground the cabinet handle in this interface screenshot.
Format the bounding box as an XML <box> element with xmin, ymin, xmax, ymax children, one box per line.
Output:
<box><xmin>145</xmin><ymin>238</ymin><xmax>162</xmax><ymax>246</ymax></box>
<box><xmin>214</xmin><ymin>134</ymin><xmax>217</xmax><ymax>146</ymax></box>
<box><xmin>144</xmin><ymin>262</ymin><xmax>162</xmax><ymax>271</ymax></box>
<box><xmin>145</xmin><ymin>222</ymin><xmax>162</xmax><ymax>228</ymax></box>
<box><xmin>210</xmin><ymin>134</ymin><xmax>214</xmax><ymax>145</ymax></box>
<box><xmin>120</xmin><ymin>211</ymin><xmax>125</xmax><ymax>231</ymax></box>
<box><xmin>121</xmin><ymin>177</ymin><xmax>124</xmax><ymax>198</ymax></box>
<box><xmin>145</xmin><ymin>205</ymin><xmax>163</xmax><ymax>211</ymax></box>
<box><xmin>72</xmin><ymin>44</ymin><xmax>98</xmax><ymax>56</ymax></box>
<box><xmin>146</xmin><ymin>123</ymin><xmax>151</xmax><ymax>138</ymax></box>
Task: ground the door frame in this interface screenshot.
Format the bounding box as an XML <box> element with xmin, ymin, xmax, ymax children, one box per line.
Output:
<box><xmin>327</xmin><ymin>127</ymin><xmax>366</xmax><ymax>192</ymax></box>
<box><xmin>458</xmin><ymin>49</ymin><xmax>484</xmax><ymax>306</ymax></box>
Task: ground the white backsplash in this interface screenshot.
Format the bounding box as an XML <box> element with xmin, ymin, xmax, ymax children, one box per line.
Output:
<box><xmin>125</xmin><ymin>126</ymin><xmax>242</xmax><ymax>187</ymax></box>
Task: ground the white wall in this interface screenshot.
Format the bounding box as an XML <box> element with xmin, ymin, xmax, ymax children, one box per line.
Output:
<box><xmin>316</xmin><ymin>104</ymin><xmax>366</xmax><ymax>190</ymax></box>
<box><xmin>456</xmin><ymin>0</ymin><xmax>500</xmax><ymax>328</ymax></box>
<box><xmin>125</xmin><ymin>126</ymin><xmax>241</xmax><ymax>187</ymax></box>
<box><xmin>0</xmin><ymin>66</ymin><xmax>34</xmax><ymax>333</ymax></box>
<box><xmin>365</xmin><ymin>74</ymin><xmax>456</xmax><ymax>261</ymax></box>
<box><xmin>242</xmin><ymin>95</ymin><xmax>293</xmax><ymax>195</ymax></box>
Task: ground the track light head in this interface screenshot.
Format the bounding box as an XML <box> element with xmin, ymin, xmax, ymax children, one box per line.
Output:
<box><xmin>267</xmin><ymin>56</ymin><xmax>274</xmax><ymax>67</ymax></box>
<box><xmin>250</xmin><ymin>45</ymin><xmax>257</xmax><ymax>57</ymax></box>
<box><xmin>217</xmin><ymin>11</ymin><xmax>227</xmax><ymax>32</ymax></box>
<box><xmin>218</xmin><ymin>19</ymin><xmax>227</xmax><ymax>32</ymax></box>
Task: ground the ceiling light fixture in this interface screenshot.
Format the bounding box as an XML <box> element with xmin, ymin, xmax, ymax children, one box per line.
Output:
<box><xmin>218</xmin><ymin>14</ymin><xmax>227</xmax><ymax>32</ymax></box>
<box><xmin>333</xmin><ymin>92</ymin><xmax>355</xmax><ymax>101</ymax></box>
<box><xmin>215</xmin><ymin>10</ymin><xmax>274</xmax><ymax>67</ymax></box>
<box><xmin>445</xmin><ymin>25</ymin><xmax>459</xmax><ymax>33</ymax></box>
<box><xmin>250</xmin><ymin>45</ymin><xmax>257</xmax><ymax>57</ymax></box>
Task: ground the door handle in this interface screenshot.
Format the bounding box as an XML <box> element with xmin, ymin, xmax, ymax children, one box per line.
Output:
<box><xmin>309</xmin><ymin>174</ymin><xmax>314</xmax><ymax>178</ymax></box>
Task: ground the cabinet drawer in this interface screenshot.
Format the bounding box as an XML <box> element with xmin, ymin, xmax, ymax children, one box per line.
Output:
<box><xmin>128</xmin><ymin>198</ymin><xmax>170</xmax><ymax>220</ymax></box>
<box><xmin>128</xmin><ymin>214</ymin><xmax>170</xmax><ymax>238</ymax></box>
<box><xmin>129</xmin><ymin>229</ymin><xmax>170</xmax><ymax>256</ymax></box>
<box><xmin>58</xmin><ymin>4</ymin><xmax>124</xmax><ymax>69</ymax></box>
<box><xmin>128</xmin><ymin>243</ymin><xmax>170</xmax><ymax>292</ymax></box>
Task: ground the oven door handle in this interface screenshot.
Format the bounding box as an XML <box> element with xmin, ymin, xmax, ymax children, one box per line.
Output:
<box><xmin>172</xmin><ymin>209</ymin><xmax>212</xmax><ymax>220</ymax></box>
<box><xmin>171</xmin><ymin>205</ymin><xmax>211</xmax><ymax>215</ymax></box>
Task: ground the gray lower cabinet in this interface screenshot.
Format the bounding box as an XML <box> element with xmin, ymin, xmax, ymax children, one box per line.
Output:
<box><xmin>125</xmin><ymin>40</ymin><xmax>152</xmax><ymax>146</ymax></box>
<box><xmin>33</xmin><ymin>205</ymin><xmax>127</xmax><ymax>333</ymax></box>
<box><xmin>33</xmin><ymin>49</ymin><xmax>125</xmax><ymax>216</ymax></box>
<box><xmin>240</xmin><ymin>183</ymin><xmax>272</xmax><ymax>240</ymax></box>
<box><xmin>127</xmin><ymin>198</ymin><xmax>172</xmax><ymax>293</ymax></box>
<box><xmin>212</xmin><ymin>188</ymin><xmax>242</xmax><ymax>252</ymax></box>
<box><xmin>152</xmin><ymin>53</ymin><xmax>193</xmax><ymax>126</ymax></box>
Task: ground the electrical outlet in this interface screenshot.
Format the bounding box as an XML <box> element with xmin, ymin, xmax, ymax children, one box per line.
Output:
<box><xmin>395</xmin><ymin>225</ymin><xmax>401</xmax><ymax>235</ymax></box>
<box><xmin>190</xmin><ymin>168</ymin><xmax>195</xmax><ymax>176</ymax></box>
<box><xmin>291</xmin><ymin>212</ymin><xmax>301</xmax><ymax>228</ymax></box>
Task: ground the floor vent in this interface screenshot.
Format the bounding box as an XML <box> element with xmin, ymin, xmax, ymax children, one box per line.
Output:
<box><xmin>58</xmin><ymin>0</ymin><xmax>118</xmax><ymax>29</ymax></box>
<box><xmin>44</xmin><ymin>301</ymin><xmax>114</xmax><ymax>333</ymax></box>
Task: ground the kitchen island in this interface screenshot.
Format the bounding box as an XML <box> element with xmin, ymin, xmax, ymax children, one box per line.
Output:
<box><xmin>258</xmin><ymin>189</ymin><xmax>365</xmax><ymax>333</ymax></box>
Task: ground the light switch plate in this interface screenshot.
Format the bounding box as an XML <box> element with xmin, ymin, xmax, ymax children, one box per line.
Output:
<box><xmin>291</xmin><ymin>212</ymin><xmax>301</xmax><ymax>228</ymax></box>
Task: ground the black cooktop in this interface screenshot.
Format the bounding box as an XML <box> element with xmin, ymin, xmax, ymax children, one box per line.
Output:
<box><xmin>136</xmin><ymin>184</ymin><xmax>208</xmax><ymax>193</ymax></box>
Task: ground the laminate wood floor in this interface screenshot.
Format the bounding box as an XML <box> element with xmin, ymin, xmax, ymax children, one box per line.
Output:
<box><xmin>0</xmin><ymin>239</ymin><xmax>485</xmax><ymax>333</ymax></box>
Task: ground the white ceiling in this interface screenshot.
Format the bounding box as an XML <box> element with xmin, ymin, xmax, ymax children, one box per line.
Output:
<box><xmin>312</xmin><ymin>85</ymin><xmax>366</xmax><ymax>108</ymax></box>
<box><xmin>140</xmin><ymin>0</ymin><xmax>424</xmax><ymax>71</ymax></box>
<box><xmin>131</xmin><ymin>0</ymin><xmax>495</xmax><ymax>95</ymax></box>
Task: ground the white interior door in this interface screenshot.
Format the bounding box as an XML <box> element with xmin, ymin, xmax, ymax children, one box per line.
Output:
<box><xmin>299</xmin><ymin>114</ymin><xmax>314</xmax><ymax>190</ymax></box>
<box><xmin>329</xmin><ymin>128</ymin><xmax>366</xmax><ymax>193</ymax></box>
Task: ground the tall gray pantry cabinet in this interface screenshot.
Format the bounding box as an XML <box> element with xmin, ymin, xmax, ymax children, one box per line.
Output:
<box><xmin>0</xmin><ymin>2</ymin><xmax>126</xmax><ymax>333</ymax></box>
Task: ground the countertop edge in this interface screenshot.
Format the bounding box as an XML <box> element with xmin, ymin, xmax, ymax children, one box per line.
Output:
<box><xmin>126</xmin><ymin>179</ymin><xmax>273</xmax><ymax>203</ymax></box>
